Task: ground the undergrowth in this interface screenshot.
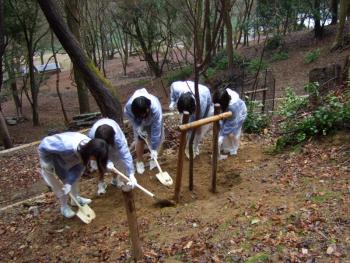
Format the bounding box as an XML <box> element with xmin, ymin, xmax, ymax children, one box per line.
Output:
<box><xmin>276</xmin><ymin>83</ymin><xmax>350</xmax><ymax>150</ymax></box>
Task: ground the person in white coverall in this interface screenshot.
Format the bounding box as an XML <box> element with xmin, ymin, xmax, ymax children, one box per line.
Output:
<box><xmin>124</xmin><ymin>88</ymin><xmax>164</xmax><ymax>174</ymax></box>
<box><xmin>212</xmin><ymin>88</ymin><xmax>247</xmax><ymax>158</ymax></box>
<box><xmin>88</xmin><ymin>118</ymin><xmax>137</xmax><ymax>195</ymax></box>
<box><xmin>38</xmin><ymin>132</ymin><xmax>109</xmax><ymax>218</ymax></box>
<box><xmin>173</xmin><ymin>81</ymin><xmax>214</xmax><ymax>158</ymax></box>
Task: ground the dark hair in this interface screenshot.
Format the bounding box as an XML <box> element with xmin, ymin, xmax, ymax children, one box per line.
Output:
<box><xmin>177</xmin><ymin>92</ymin><xmax>195</xmax><ymax>114</ymax></box>
<box><xmin>78</xmin><ymin>138</ymin><xmax>108</xmax><ymax>174</ymax></box>
<box><xmin>131</xmin><ymin>96</ymin><xmax>151</xmax><ymax>119</ymax></box>
<box><xmin>213</xmin><ymin>88</ymin><xmax>230</xmax><ymax>112</ymax></box>
<box><xmin>95</xmin><ymin>124</ymin><xmax>115</xmax><ymax>146</ymax></box>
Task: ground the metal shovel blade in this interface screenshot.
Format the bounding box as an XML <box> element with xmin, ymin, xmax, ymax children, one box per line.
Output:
<box><xmin>75</xmin><ymin>204</ymin><xmax>96</xmax><ymax>224</ymax></box>
<box><xmin>155</xmin><ymin>171</ymin><xmax>173</xmax><ymax>186</ymax></box>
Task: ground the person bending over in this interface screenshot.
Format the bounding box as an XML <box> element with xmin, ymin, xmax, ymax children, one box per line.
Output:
<box><xmin>38</xmin><ymin>132</ymin><xmax>108</xmax><ymax>218</ymax></box>
<box><xmin>176</xmin><ymin>82</ymin><xmax>213</xmax><ymax>158</ymax></box>
<box><xmin>212</xmin><ymin>88</ymin><xmax>247</xmax><ymax>158</ymax></box>
<box><xmin>89</xmin><ymin>118</ymin><xmax>137</xmax><ymax>195</ymax></box>
<box><xmin>124</xmin><ymin>88</ymin><xmax>163</xmax><ymax>174</ymax></box>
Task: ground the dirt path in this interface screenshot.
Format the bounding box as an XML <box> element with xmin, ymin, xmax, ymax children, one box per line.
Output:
<box><xmin>1</xmin><ymin>131</ymin><xmax>349</xmax><ymax>262</ymax></box>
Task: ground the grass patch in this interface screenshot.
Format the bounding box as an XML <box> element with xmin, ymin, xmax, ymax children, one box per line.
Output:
<box><xmin>310</xmin><ymin>191</ymin><xmax>337</xmax><ymax>204</ymax></box>
<box><xmin>271</xmin><ymin>51</ymin><xmax>289</xmax><ymax>62</ymax></box>
<box><xmin>244</xmin><ymin>252</ymin><xmax>269</xmax><ymax>263</ymax></box>
<box><xmin>304</xmin><ymin>48</ymin><xmax>320</xmax><ymax>64</ymax></box>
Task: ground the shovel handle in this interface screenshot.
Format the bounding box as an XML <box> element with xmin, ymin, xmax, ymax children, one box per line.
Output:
<box><xmin>109</xmin><ymin>167</ymin><xmax>155</xmax><ymax>198</ymax></box>
<box><xmin>141</xmin><ymin>136</ymin><xmax>164</xmax><ymax>174</ymax></box>
<box><xmin>69</xmin><ymin>193</ymin><xmax>82</xmax><ymax>208</ymax></box>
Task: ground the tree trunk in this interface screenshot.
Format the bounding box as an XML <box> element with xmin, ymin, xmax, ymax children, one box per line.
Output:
<box><xmin>314</xmin><ymin>0</ymin><xmax>323</xmax><ymax>39</ymax></box>
<box><xmin>28</xmin><ymin>44</ymin><xmax>40</xmax><ymax>126</ymax></box>
<box><xmin>222</xmin><ymin>0</ymin><xmax>233</xmax><ymax>72</ymax></box>
<box><xmin>0</xmin><ymin>111</ymin><xmax>12</xmax><ymax>149</ymax></box>
<box><xmin>38</xmin><ymin>0</ymin><xmax>123</xmax><ymax>125</ymax></box>
<box><xmin>0</xmin><ymin>0</ymin><xmax>12</xmax><ymax>148</ymax></box>
<box><xmin>64</xmin><ymin>0</ymin><xmax>90</xmax><ymax>114</ymax></box>
<box><xmin>133</xmin><ymin>18</ymin><xmax>162</xmax><ymax>77</ymax></box>
<box><xmin>332</xmin><ymin>0</ymin><xmax>350</xmax><ymax>50</ymax></box>
<box><xmin>331</xmin><ymin>0</ymin><xmax>338</xmax><ymax>25</ymax></box>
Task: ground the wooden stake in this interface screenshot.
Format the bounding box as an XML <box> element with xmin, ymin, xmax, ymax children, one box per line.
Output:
<box><xmin>174</xmin><ymin>111</ymin><xmax>190</xmax><ymax>203</ymax></box>
<box><xmin>211</xmin><ymin>104</ymin><xmax>221</xmax><ymax>193</ymax></box>
<box><xmin>122</xmin><ymin>190</ymin><xmax>143</xmax><ymax>261</ymax></box>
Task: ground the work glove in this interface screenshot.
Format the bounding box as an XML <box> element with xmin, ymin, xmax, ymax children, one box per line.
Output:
<box><xmin>62</xmin><ymin>184</ymin><xmax>72</xmax><ymax>195</ymax></box>
<box><xmin>150</xmin><ymin>150</ymin><xmax>158</xmax><ymax>160</ymax></box>
<box><xmin>122</xmin><ymin>174</ymin><xmax>137</xmax><ymax>192</ymax></box>
<box><xmin>97</xmin><ymin>181</ymin><xmax>107</xmax><ymax>195</ymax></box>
<box><xmin>106</xmin><ymin>161</ymin><xmax>115</xmax><ymax>172</ymax></box>
<box><xmin>137</xmin><ymin>127</ymin><xmax>147</xmax><ymax>138</ymax></box>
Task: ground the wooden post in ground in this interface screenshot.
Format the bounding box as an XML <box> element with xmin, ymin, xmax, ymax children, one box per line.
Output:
<box><xmin>174</xmin><ymin>111</ymin><xmax>190</xmax><ymax>203</ymax></box>
<box><xmin>211</xmin><ymin>104</ymin><xmax>221</xmax><ymax>193</ymax></box>
<box><xmin>122</xmin><ymin>190</ymin><xmax>143</xmax><ymax>261</ymax></box>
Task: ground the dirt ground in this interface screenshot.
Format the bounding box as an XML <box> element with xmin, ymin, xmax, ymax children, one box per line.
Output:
<box><xmin>0</xmin><ymin>130</ymin><xmax>349</xmax><ymax>262</ymax></box>
<box><xmin>1</xmin><ymin>25</ymin><xmax>350</xmax><ymax>262</ymax></box>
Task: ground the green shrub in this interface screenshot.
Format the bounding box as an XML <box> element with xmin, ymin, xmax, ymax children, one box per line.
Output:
<box><xmin>271</xmin><ymin>51</ymin><xmax>289</xmax><ymax>62</ymax></box>
<box><xmin>243</xmin><ymin>98</ymin><xmax>270</xmax><ymax>134</ymax></box>
<box><xmin>266</xmin><ymin>35</ymin><xmax>283</xmax><ymax>50</ymax></box>
<box><xmin>246</xmin><ymin>58</ymin><xmax>268</xmax><ymax>73</ymax></box>
<box><xmin>304</xmin><ymin>48</ymin><xmax>320</xmax><ymax>64</ymax></box>
<box><xmin>165</xmin><ymin>65</ymin><xmax>193</xmax><ymax>86</ymax></box>
<box><xmin>276</xmin><ymin>86</ymin><xmax>350</xmax><ymax>150</ymax></box>
<box><xmin>204</xmin><ymin>67</ymin><xmax>217</xmax><ymax>79</ymax></box>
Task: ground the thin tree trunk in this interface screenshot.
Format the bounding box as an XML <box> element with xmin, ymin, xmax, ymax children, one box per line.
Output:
<box><xmin>38</xmin><ymin>0</ymin><xmax>123</xmax><ymax>125</ymax></box>
<box><xmin>331</xmin><ymin>0</ymin><xmax>338</xmax><ymax>25</ymax></box>
<box><xmin>223</xmin><ymin>0</ymin><xmax>234</xmax><ymax>72</ymax></box>
<box><xmin>314</xmin><ymin>0</ymin><xmax>323</xmax><ymax>38</ymax></box>
<box><xmin>0</xmin><ymin>0</ymin><xmax>12</xmax><ymax>148</ymax></box>
<box><xmin>332</xmin><ymin>0</ymin><xmax>350</xmax><ymax>50</ymax></box>
<box><xmin>64</xmin><ymin>0</ymin><xmax>90</xmax><ymax>114</ymax></box>
<box><xmin>28</xmin><ymin>45</ymin><xmax>40</xmax><ymax>126</ymax></box>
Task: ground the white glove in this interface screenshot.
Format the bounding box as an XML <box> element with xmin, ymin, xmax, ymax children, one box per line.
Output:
<box><xmin>169</xmin><ymin>102</ymin><xmax>175</xmax><ymax>111</ymax></box>
<box><xmin>62</xmin><ymin>184</ymin><xmax>72</xmax><ymax>195</ymax></box>
<box><xmin>122</xmin><ymin>174</ymin><xmax>137</xmax><ymax>192</ymax></box>
<box><xmin>107</xmin><ymin>161</ymin><xmax>115</xmax><ymax>172</ymax></box>
<box><xmin>150</xmin><ymin>150</ymin><xmax>158</xmax><ymax>160</ymax></box>
<box><xmin>97</xmin><ymin>181</ymin><xmax>107</xmax><ymax>195</ymax></box>
<box><xmin>137</xmin><ymin>127</ymin><xmax>147</xmax><ymax>138</ymax></box>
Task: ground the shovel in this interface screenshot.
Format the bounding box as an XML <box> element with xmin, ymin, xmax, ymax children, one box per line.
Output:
<box><xmin>69</xmin><ymin>193</ymin><xmax>96</xmax><ymax>224</ymax></box>
<box><xmin>140</xmin><ymin>135</ymin><xmax>173</xmax><ymax>186</ymax></box>
<box><xmin>109</xmin><ymin>167</ymin><xmax>175</xmax><ymax>207</ymax></box>
<box><xmin>43</xmin><ymin>168</ymin><xmax>96</xmax><ymax>224</ymax></box>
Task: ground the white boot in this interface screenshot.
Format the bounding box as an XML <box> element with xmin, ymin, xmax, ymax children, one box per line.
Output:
<box><xmin>60</xmin><ymin>195</ymin><xmax>75</xmax><ymax>218</ymax></box>
<box><xmin>60</xmin><ymin>206</ymin><xmax>75</xmax><ymax>218</ymax></box>
<box><xmin>97</xmin><ymin>181</ymin><xmax>108</xmax><ymax>195</ymax></box>
<box><xmin>149</xmin><ymin>159</ymin><xmax>157</xmax><ymax>170</ymax></box>
<box><xmin>111</xmin><ymin>176</ymin><xmax>125</xmax><ymax>188</ymax></box>
<box><xmin>71</xmin><ymin>196</ymin><xmax>92</xmax><ymax>206</ymax></box>
<box><xmin>136</xmin><ymin>161</ymin><xmax>145</xmax><ymax>174</ymax></box>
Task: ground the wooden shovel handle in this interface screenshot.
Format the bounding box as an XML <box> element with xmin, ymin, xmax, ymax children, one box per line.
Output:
<box><xmin>109</xmin><ymin>167</ymin><xmax>155</xmax><ymax>198</ymax></box>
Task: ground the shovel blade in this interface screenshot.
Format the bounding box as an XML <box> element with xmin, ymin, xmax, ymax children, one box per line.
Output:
<box><xmin>156</xmin><ymin>171</ymin><xmax>173</xmax><ymax>186</ymax></box>
<box><xmin>75</xmin><ymin>205</ymin><xmax>96</xmax><ymax>224</ymax></box>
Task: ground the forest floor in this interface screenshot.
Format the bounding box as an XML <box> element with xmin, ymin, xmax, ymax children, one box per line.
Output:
<box><xmin>0</xmin><ymin>24</ymin><xmax>350</xmax><ymax>262</ymax></box>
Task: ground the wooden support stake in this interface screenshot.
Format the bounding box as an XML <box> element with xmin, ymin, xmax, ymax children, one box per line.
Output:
<box><xmin>122</xmin><ymin>190</ymin><xmax>143</xmax><ymax>261</ymax></box>
<box><xmin>211</xmin><ymin>104</ymin><xmax>221</xmax><ymax>193</ymax></box>
<box><xmin>174</xmin><ymin>111</ymin><xmax>190</xmax><ymax>203</ymax></box>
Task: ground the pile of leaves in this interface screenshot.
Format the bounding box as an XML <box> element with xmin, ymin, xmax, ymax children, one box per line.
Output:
<box><xmin>276</xmin><ymin>82</ymin><xmax>350</xmax><ymax>150</ymax></box>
